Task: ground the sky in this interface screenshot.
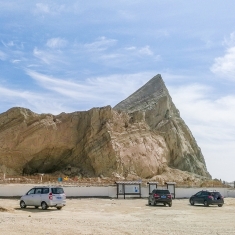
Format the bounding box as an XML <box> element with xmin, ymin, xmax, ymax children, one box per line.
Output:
<box><xmin>0</xmin><ymin>1</ymin><xmax>235</xmax><ymax>182</ymax></box>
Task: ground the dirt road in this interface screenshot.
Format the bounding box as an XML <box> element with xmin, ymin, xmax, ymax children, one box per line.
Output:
<box><xmin>0</xmin><ymin>198</ymin><xmax>235</xmax><ymax>235</ymax></box>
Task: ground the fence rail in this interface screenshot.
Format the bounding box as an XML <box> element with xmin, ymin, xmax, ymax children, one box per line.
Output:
<box><xmin>0</xmin><ymin>174</ymin><xmax>234</xmax><ymax>188</ymax></box>
<box><xmin>0</xmin><ymin>174</ymin><xmax>116</xmax><ymax>186</ymax></box>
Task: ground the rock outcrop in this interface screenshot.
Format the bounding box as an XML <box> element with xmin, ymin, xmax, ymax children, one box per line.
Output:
<box><xmin>114</xmin><ymin>74</ymin><xmax>210</xmax><ymax>178</ymax></box>
<box><xmin>0</xmin><ymin>74</ymin><xmax>211</xmax><ymax>181</ymax></box>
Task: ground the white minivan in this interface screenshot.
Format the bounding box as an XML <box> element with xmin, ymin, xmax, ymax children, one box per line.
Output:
<box><xmin>20</xmin><ymin>186</ymin><xmax>66</xmax><ymax>210</ymax></box>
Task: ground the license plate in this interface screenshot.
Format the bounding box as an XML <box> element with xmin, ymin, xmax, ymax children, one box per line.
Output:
<box><xmin>161</xmin><ymin>195</ymin><xmax>166</xmax><ymax>198</ymax></box>
<box><xmin>57</xmin><ymin>197</ymin><xmax>62</xmax><ymax>199</ymax></box>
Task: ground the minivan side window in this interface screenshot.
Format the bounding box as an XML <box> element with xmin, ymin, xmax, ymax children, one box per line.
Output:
<box><xmin>51</xmin><ymin>188</ymin><xmax>64</xmax><ymax>194</ymax></box>
<box><xmin>42</xmin><ymin>188</ymin><xmax>49</xmax><ymax>194</ymax></box>
<box><xmin>27</xmin><ymin>188</ymin><xmax>35</xmax><ymax>195</ymax></box>
<box><xmin>35</xmin><ymin>188</ymin><xmax>42</xmax><ymax>194</ymax></box>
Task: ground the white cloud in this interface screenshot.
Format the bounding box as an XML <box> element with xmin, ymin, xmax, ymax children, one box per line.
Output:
<box><xmin>118</xmin><ymin>10</ymin><xmax>135</xmax><ymax>20</ymax></box>
<box><xmin>170</xmin><ymin>84</ymin><xmax>235</xmax><ymax>128</ymax></box>
<box><xmin>26</xmin><ymin>70</ymin><xmax>97</xmax><ymax>99</ymax></box>
<box><xmin>211</xmin><ymin>32</ymin><xmax>235</xmax><ymax>79</ymax></box>
<box><xmin>7</xmin><ymin>41</ymin><xmax>14</xmax><ymax>47</ymax></box>
<box><xmin>84</xmin><ymin>37</ymin><xmax>117</xmax><ymax>52</ymax></box>
<box><xmin>211</xmin><ymin>46</ymin><xmax>235</xmax><ymax>78</ymax></box>
<box><xmin>0</xmin><ymin>84</ymin><xmax>71</xmax><ymax>114</ymax></box>
<box><xmin>11</xmin><ymin>59</ymin><xmax>21</xmax><ymax>64</ymax></box>
<box><xmin>35</xmin><ymin>3</ymin><xmax>65</xmax><ymax>15</ymax></box>
<box><xmin>124</xmin><ymin>45</ymin><xmax>154</xmax><ymax>56</ymax></box>
<box><xmin>81</xmin><ymin>38</ymin><xmax>160</xmax><ymax>67</ymax></box>
<box><xmin>168</xmin><ymin>83</ymin><xmax>235</xmax><ymax>181</ymax></box>
<box><xmin>0</xmin><ymin>50</ymin><xmax>7</xmax><ymax>60</ymax></box>
<box><xmin>25</xmin><ymin>70</ymin><xmax>154</xmax><ymax>107</ymax></box>
<box><xmin>125</xmin><ymin>46</ymin><xmax>136</xmax><ymax>50</ymax></box>
<box><xmin>36</xmin><ymin>3</ymin><xmax>50</xmax><ymax>14</ymax></box>
<box><xmin>123</xmin><ymin>45</ymin><xmax>160</xmax><ymax>61</ymax></box>
<box><xmin>33</xmin><ymin>47</ymin><xmax>65</xmax><ymax>65</ymax></box>
<box><xmin>223</xmin><ymin>32</ymin><xmax>235</xmax><ymax>47</ymax></box>
<box><xmin>138</xmin><ymin>46</ymin><xmax>154</xmax><ymax>56</ymax></box>
<box><xmin>1</xmin><ymin>70</ymin><xmax>154</xmax><ymax>115</ymax></box>
<box><xmin>46</xmin><ymin>38</ymin><xmax>67</xmax><ymax>49</ymax></box>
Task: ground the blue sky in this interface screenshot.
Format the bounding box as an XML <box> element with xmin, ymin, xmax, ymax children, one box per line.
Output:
<box><xmin>1</xmin><ymin>1</ymin><xmax>235</xmax><ymax>181</ymax></box>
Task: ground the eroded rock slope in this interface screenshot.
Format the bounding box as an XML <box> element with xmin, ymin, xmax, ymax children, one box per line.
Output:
<box><xmin>0</xmin><ymin>74</ymin><xmax>211</xmax><ymax>180</ymax></box>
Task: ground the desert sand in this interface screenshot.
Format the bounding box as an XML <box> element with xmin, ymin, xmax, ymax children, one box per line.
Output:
<box><xmin>0</xmin><ymin>198</ymin><xmax>235</xmax><ymax>235</ymax></box>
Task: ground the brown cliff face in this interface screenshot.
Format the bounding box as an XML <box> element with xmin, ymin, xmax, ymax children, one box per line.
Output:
<box><xmin>0</xmin><ymin>75</ymin><xmax>211</xmax><ymax>181</ymax></box>
<box><xmin>114</xmin><ymin>74</ymin><xmax>210</xmax><ymax>178</ymax></box>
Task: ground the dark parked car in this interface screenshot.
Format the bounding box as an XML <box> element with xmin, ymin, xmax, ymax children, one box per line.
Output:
<box><xmin>148</xmin><ymin>189</ymin><xmax>172</xmax><ymax>207</ymax></box>
<box><xmin>189</xmin><ymin>190</ymin><xmax>224</xmax><ymax>207</ymax></box>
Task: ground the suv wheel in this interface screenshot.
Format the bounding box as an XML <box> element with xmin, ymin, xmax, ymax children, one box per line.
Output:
<box><xmin>20</xmin><ymin>200</ymin><xmax>26</xmax><ymax>208</ymax></box>
<box><xmin>218</xmin><ymin>204</ymin><xmax>223</xmax><ymax>207</ymax></box>
<box><xmin>41</xmin><ymin>202</ymin><xmax>48</xmax><ymax>210</ymax></box>
<box><xmin>168</xmin><ymin>202</ymin><xmax>172</xmax><ymax>207</ymax></box>
<box><xmin>190</xmin><ymin>199</ymin><xmax>194</xmax><ymax>206</ymax></box>
<box><xmin>204</xmin><ymin>200</ymin><xmax>209</xmax><ymax>207</ymax></box>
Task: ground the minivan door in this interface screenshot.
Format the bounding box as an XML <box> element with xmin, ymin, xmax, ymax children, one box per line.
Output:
<box><xmin>24</xmin><ymin>188</ymin><xmax>36</xmax><ymax>205</ymax></box>
<box><xmin>34</xmin><ymin>188</ymin><xmax>42</xmax><ymax>206</ymax></box>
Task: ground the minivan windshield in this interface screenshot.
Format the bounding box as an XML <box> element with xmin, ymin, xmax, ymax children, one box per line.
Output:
<box><xmin>51</xmin><ymin>188</ymin><xmax>64</xmax><ymax>194</ymax></box>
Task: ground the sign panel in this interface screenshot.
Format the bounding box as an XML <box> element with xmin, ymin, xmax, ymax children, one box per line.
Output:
<box><xmin>118</xmin><ymin>184</ymin><xmax>124</xmax><ymax>194</ymax></box>
<box><xmin>125</xmin><ymin>185</ymin><xmax>140</xmax><ymax>194</ymax></box>
<box><xmin>168</xmin><ymin>184</ymin><xmax>175</xmax><ymax>198</ymax></box>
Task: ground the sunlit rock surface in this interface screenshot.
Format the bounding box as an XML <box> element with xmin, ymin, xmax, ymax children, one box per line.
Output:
<box><xmin>0</xmin><ymin>74</ymin><xmax>211</xmax><ymax>181</ymax></box>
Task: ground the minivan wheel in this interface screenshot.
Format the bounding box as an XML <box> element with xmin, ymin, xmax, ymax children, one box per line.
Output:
<box><xmin>204</xmin><ymin>200</ymin><xmax>209</xmax><ymax>207</ymax></box>
<box><xmin>41</xmin><ymin>202</ymin><xmax>48</xmax><ymax>210</ymax></box>
<box><xmin>20</xmin><ymin>200</ymin><xmax>26</xmax><ymax>208</ymax></box>
<box><xmin>56</xmin><ymin>207</ymin><xmax>62</xmax><ymax>210</ymax></box>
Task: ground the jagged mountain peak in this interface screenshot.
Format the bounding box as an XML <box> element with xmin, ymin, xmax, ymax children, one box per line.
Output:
<box><xmin>114</xmin><ymin>74</ymin><xmax>169</xmax><ymax>113</ymax></box>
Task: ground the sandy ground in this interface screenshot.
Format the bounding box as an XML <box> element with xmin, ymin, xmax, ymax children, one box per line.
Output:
<box><xmin>0</xmin><ymin>197</ymin><xmax>235</xmax><ymax>235</ymax></box>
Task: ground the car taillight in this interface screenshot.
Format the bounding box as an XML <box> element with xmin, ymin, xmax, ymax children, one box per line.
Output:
<box><xmin>154</xmin><ymin>193</ymin><xmax>160</xmax><ymax>198</ymax></box>
<box><xmin>167</xmin><ymin>194</ymin><xmax>172</xmax><ymax>199</ymax></box>
<box><xmin>208</xmin><ymin>195</ymin><xmax>213</xmax><ymax>199</ymax></box>
<box><xmin>49</xmin><ymin>192</ymin><xmax>53</xmax><ymax>200</ymax></box>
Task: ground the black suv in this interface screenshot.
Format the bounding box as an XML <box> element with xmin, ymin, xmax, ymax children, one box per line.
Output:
<box><xmin>148</xmin><ymin>189</ymin><xmax>172</xmax><ymax>207</ymax></box>
<box><xmin>189</xmin><ymin>190</ymin><xmax>224</xmax><ymax>207</ymax></box>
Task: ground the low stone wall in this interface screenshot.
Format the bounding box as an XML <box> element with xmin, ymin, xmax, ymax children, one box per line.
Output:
<box><xmin>175</xmin><ymin>187</ymin><xmax>233</xmax><ymax>198</ymax></box>
<box><xmin>0</xmin><ymin>184</ymin><xmax>234</xmax><ymax>198</ymax></box>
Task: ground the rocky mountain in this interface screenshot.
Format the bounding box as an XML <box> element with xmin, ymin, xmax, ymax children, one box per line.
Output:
<box><xmin>0</xmin><ymin>74</ymin><xmax>211</xmax><ymax>182</ymax></box>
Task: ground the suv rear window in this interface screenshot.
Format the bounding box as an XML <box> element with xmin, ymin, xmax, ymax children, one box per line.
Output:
<box><xmin>153</xmin><ymin>190</ymin><xmax>170</xmax><ymax>194</ymax></box>
<box><xmin>209</xmin><ymin>192</ymin><xmax>222</xmax><ymax>199</ymax></box>
<box><xmin>51</xmin><ymin>188</ymin><xmax>64</xmax><ymax>194</ymax></box>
